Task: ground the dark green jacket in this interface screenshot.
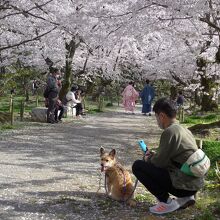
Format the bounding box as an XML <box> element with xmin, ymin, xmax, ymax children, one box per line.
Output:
<box><xmin>149</xmin><ymin>122</ymin><xmax>204</xmax><ymax>191</ymax></box>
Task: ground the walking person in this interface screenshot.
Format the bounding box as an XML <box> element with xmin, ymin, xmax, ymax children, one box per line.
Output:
<box><xmin>46</xmin><ymin>68</ymin><xmax>60</xmax><ymax>123</ymax></box>
<box><xmin>32</xmin><ymin>79</ymin><xmax>39</xmax><ymax>95</ymax></box>
<box><xmin>132</xmin><ymin>98</ymin><xmax>205</xmax><ymax>214</ymax></box>
<box><xmin>140</xmin><ymin>79</ymin><xmax>155</xmax><ymax>116</ymax></box>
<box><xmin>176</xmin><ymin>91</ymin><xmax>185</xmax><ymax>108</ymax></box>
<box><xmin>122</xmin><ymin>81</ymin><xmax>139</xmax><ymax>114</ymax></box>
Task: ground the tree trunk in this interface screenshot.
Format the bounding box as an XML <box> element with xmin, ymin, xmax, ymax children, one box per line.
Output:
<box><xmin>59</xmin><ymin>39</ymin><xmax>79</xmax><ymax>100</ymax></box>
<box><xmin>25</xmin><ymin>89</ymin><xmax>29</xmax><ymax>102</ymax></box>
<box><xmin>59</xmin><ymin>59</ymin><xmax>72</xmax><ymax>100</ymax></box>
<box><xmin>170</xmin><ymin>85</ymin><xmax>177</xmax><ymax>100</ymax></box>
<box><xmin>200</xmin><ymin>74</ymin><xmax>218</xmax><ymax>112</ymax></box>
<box><xmin>23</xmin><ymin>76</ymin><xmax>29</xmax><ymax>102</ymax></box>
<box><xmin>194</xmin><ymin>89</ymin><xmax>201</xmax><ymax>106</ymax></box>
<box><xmin>197</xmin><ymin>57</ymin><xmax>218</xmax><ymax>112</ymax></box>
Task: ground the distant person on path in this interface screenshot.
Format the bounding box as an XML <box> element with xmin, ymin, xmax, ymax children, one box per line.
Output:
<box><xmin>46</xmin><ymin>68</ymin><xmax>60</xmax><ymax>123</ymax></box>
<box><xmin>176</xmin><ymin>91</ymin><xmax>184</xmax><ymax>108</ymax></box>
<box><xmin>140</xmin><ymin>79</ymin><xmax>155</xmax><ymax>116</ymax></box>
<box><xmin>132</xmin><ymin>98</ymin><xmax>204</xmax><ymax>214</ymax></box>
<box><xmin>122</xmin><ymin>81</ymin><xmax>139</xmax><ymax>114</ymax></box>
<box><xmin>32</xmin><ymin>79</ymin><xmax>39</xmax><ymax>95</ymax></box>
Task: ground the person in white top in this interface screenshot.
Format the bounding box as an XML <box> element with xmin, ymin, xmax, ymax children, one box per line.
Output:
<box><xmin>66</xmin><ymin>86</ymin><xmax>83</xmax><ymax>118</ymax></box>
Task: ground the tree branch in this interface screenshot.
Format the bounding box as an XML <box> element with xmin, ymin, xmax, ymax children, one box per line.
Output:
<box><xmin>0</xmin><ymin>0</ymin><xmax>54</xmax><ymax>20</ymax></box>
<box><xmin>200</xmin><ymin>17</ymin><xmax>220</xmax><ymax>32</ymax></box>
<box><xmin>158</xmin><ymin>16</ymin><xmax>193</xmax><ymax>21</ymax></box>
<box><xmin>0</xmin><ymin>26</ymin><xmax>57</xmax><ymax>51</ymax></box>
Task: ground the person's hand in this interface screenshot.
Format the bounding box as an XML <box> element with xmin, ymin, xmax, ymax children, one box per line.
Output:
<box><xmin>144</xmin><ymin>150</ymin><xmax>155</xmax><ymax>161</ymax></box>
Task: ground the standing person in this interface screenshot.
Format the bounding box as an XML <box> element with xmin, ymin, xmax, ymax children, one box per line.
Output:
<box><xmin>140</xmin><ymin>79</ymin><xmax>155</xmax><ymax>116</ymax></box>
<box><xmin>65</xmin><ymin>86</ymin><xmax>83</xmax><ymax>118</ymax></box>
<box><xmin>176</xmin><ymin>91</ymin><xmax>184</xmax><ymax>107</ymax></box>
<box><xmin>32</xmin><ymin>80</ymin><xmax>39</xmax><ymax>95</ymax></box>
<box><xmin>122</xmin><ymin>81</ymin><xmax>139</xmax><ymax>114</ymax></box>
<box><xmin>132</xmin><ymin>98</ymin><xmax>205</xmax><ymax>215</ymax></box>
<box><xmin>46</xmin><ymin>68</ymin><xmax>60</xmax><ymax>123</ymax></box>
<box><xmin>76</xmin><ymin>89</ymin><xmax>86</xmax><ymax>115</ymax></box>
<box><xmin>54</xmin><ymin>99</ymin><xmax>64</xmax><ymax>123</ymax></box>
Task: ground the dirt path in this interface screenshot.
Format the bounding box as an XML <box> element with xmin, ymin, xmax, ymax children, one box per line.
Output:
<box><xmin>0</xmin><ymin>107</ymin><xmax>164</xmax><ymax>220</ymax></box>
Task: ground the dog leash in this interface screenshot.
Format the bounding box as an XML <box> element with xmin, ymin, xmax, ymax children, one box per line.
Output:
<box><xmin>123</xmin><ymin>178</ymin><xmax>138</xmax><ymax>203</ymax></box>
<box><xmin>103</xmin><ymin>163</ymin><xmax>127</xmax><ymax>196</ymax></box>
<box><xmin>103</xmin><ymin>163</ymin><xmax>138</xmax><ymax>203</ymax></box>
<box><xmin>96</xmin><ymin>169</ymin><xmax>103</xmax><ymax>193</ymax></box>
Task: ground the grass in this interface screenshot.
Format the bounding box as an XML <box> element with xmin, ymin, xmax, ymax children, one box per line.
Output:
<box><xmin>0</xmin><ymin>95</ymin><xmax>45</xmax><ymax>114</ymax></box>
<box><xmin>0</xmin><ymin>95</ymin><xmax>116</xmax><ymax>118</ymax></box>
<box><xmin>135</xmin><ymin>193</ymin><xmax>155</xmax><ymax>204</ymax></box>
<box><xmin>202</xmin><ymin>141</ymin><xmax>220</xmax><ymax>182</ymax></box>
<box><xmin>86</xmin><ymin>107</ymin><xmax>104</xmax><ymax>114</ymax></box>
<box><xmin>0</xmin><ymin>124</ymin><xmax>15</xmax><ymax>130</ymax></box>
<box><xmin>194</xmin><ymin>193</ymin><xmax>220</xmax><ymax>220</ymax></box>
<box><xmin>203</xmin><ymin>141</ymin><xmax>220</xmax><ymax>164</ymax></box>
<box><xmin>184</xmin><ymin>114</ymin><xmax>220</xmax><ymax>125</ymax></box>
<box><xmin>84</xmin><ymin>99</ymin><xmax>116</xmax><ymax>114</ymax></box>
<box><xmin>194</xmin><ymin>210</ymin><xmax>216</xmax><ymax>220</ymax></box>
<box><xmin>135</xmin><ymin>189</ymin><xmax>220</xmax><ymax>220</ymax></box>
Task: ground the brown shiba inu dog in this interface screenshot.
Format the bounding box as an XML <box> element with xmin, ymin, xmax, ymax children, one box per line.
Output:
<box><xmin>100</xmin><ymin>147</ymin><xmax>136</xmax><ymax>206</ymax></box>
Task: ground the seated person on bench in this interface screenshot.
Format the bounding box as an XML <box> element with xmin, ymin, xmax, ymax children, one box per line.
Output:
<box><xmin>65</xmin><ymin>86</ymin><xmax>83</xmax><ymax>118</ymax></box>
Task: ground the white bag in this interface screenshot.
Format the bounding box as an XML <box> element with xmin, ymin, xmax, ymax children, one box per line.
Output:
<box><xmin>180</xmin><ymin>149</ymin><xmax>210</xmax><ymax>177</ymax></box>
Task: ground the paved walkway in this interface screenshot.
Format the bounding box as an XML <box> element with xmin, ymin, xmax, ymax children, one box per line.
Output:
<box><xmin>0</xmin><ymin>108</ymin><xmax>162</xmax><ymax>220</ymax></box>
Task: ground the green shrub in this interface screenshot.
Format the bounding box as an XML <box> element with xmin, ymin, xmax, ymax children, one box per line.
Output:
<box><xmin>215</xmin><ymin>162</ymin><xmax>220</xmax><ymax>183</ymax></box>
<box><xmin>204</xmin><ymin>114</ymin><xmax>218</xmax><ymax>120</ymax></box>
<box><xmin>184</xmin><ymin>114</ymin><xmax>220</xmax><ymax>125</ymax></box>
<box><xmin>203</xmin><ymin>141</ymin><xmax>220</xmax><ymax>164</ymax></box>
<box><xmin>106</xmin><ymin>102</ymin><xmax>113</xmax><ymax>107</ymax></box>
<box><xmin>203</xmin><ymin>141</ymin><xmax>220</xmax><ymax>181</ymax></box>
<box><xmin>0</xmin><ymin>124</ymin><xmax>14</xmax><ymax>130</ymax></box>
<box><xmin>86</xmin><ymin>108</ymin><xmax>103</xmax><ymax>114</ymax></box>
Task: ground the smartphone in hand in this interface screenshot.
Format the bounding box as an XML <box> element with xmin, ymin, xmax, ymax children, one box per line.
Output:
<box><xmin>138</xmin><ymin>140</ymin><xmax>148</xmax><ymax>153</ymax></box>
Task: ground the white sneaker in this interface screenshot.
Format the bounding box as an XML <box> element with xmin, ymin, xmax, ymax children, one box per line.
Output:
<box><xmin>176</xmin><ymin>195</ymin><xmax>195</xmax><ymax>209</ymax></box>
<box><xmin>149</xmin><ymin>199</ymin><xmax>180</xmax><ymax>214</ymax></box>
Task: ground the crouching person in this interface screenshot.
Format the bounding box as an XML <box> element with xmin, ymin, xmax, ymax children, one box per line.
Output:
<box><xmin>132</xmin><ymin>98</ymin><xmax>205</xmax><ymax>215</ymax></box>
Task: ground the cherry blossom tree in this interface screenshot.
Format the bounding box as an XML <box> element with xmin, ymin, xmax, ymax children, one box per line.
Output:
<box><xmin>0</xmin><ymin>0</ymin><xmax>219</xmax><ymax>111</ymax></box>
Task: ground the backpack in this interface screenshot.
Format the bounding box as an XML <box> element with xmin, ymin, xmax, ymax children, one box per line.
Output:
<box><xmin>180</xmin><ymin>149</ymin><xmax>210</xmax><ymax>177</ymax></box>
<box><xmin>43</xmin><ymin>87</ymin><xmax>50</xmax><ymax>98</ymax></box>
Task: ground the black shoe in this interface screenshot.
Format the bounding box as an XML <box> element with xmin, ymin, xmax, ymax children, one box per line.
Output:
<box><xmin>149</xmin><ymin>113</ymin><xmax>151</xmax><ymax>116</ymax></box>
<box><xmin>47</xmin><ymin>121</ymin><xmax>55</xmax><ymax>124</ymax></box>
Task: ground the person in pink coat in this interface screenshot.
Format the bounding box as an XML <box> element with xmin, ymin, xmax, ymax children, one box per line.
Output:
<box><xmin>122</xmin><ymin>81</ymin><xmax>139</xmax><ymax>114</ymax></box>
